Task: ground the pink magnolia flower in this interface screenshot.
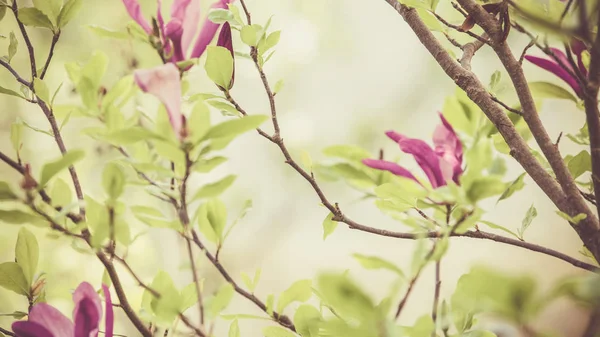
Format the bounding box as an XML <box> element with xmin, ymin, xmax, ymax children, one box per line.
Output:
<box><xmin>524</xmin><ymin>41</ymin><xmax>588</xmax><ymax>98</ymax></box>
<box><xmin>363</xmin><ymin>113</ymin><xmax>463</xmax><ymax>189</ymax></box>
<box><xmin>12</xmin><ymin>282</ymin><xmax>113</xmax><ymax>337</ymax></box>
<box><xmin>134</xmin><ymin>63</ymin><xmax>184</xmax><ymax>139</ymax></box>
<box><xmin>122</xmin><ymin>0</ymin><xmax>233</xmax><ymax>62</ymax></box>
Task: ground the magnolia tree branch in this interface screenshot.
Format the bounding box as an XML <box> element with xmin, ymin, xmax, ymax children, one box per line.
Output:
<box><xmin>380</xmin><ymin>0</ymin><xmax>600</xmax><ymax>261</ymax></box>
<box><xmin>40</xmin><ymin>31</ymin><xmax>61</xmax><ymax>80</ymax></box>
<box><xmin>11</xmin><ymin>1</ymin><xmax>37</xmax><ymax>80</ymax></box>
<box><xmin>583</xmin><ymin>5</ymin><xmax>600</xmax><ymax>248</ymax></box>
<box><xmin>455</xmin><ymin>0</ymin><xmax>600</xmax><ymax>260</ymax></box>
<box><xmin>0</xmin><ymin>326</ymin><xmax>16</xmax><ymax>337</ymax></box>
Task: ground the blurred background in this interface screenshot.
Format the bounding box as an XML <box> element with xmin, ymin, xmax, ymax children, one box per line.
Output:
<box><xmin>0</xmin><ymin>0</ymin><xmax>594</xmax><ymax>336</ymax></box>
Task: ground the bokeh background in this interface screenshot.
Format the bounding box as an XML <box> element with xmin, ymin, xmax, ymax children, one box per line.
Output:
<box><xmin>0</xmin><ymin>0</ymin><xmax>594</xmax><ymax>336</ymax></box>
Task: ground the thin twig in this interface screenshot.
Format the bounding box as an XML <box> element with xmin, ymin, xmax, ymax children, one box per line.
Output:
<box><xmin>460</xmin><ymin>34</ymin><xmax>487</xmax><ymax>70</ymax></box>
<box><xmin>40</xmin><ymin>32</ymin><xmax>61</xmax><ymax>80</ymax></box>
<box><xmin>432</xmin><ymin>11</ymin><xmax>490</xmax><ymax>44</ymax></box>
<box><xmin>0</xmin><ymin>326</ymin><xmax>16</xmax><ymax>337</ymax></box>
<box><xmin>11</xmin><ymin>1</ymin><xmax>37</xmax><ymax>81</ymax></box>
<box><xmin>190</xmin><ymin>231</ymin><xmax>296</xmax><ymax>331</ymax></box>
<box><xmin>491</xmin><ymin>95</ymin><xmax>523</xmax><ymax>115</ymax></box>
<box><xmin>431</xmin><ymin>261</ymin><xmax>442</xmax><ymax>330</ymax></box>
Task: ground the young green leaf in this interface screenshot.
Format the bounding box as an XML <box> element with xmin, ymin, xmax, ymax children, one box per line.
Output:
<box><xmin>49</xmin><ymin>179</ymin><xmax>72</xmax><ymax>207</ymax></box>
<box><xmin>0</xmin><ymin>262</ymin><xmax>29</xmax><ymax>295</ymax></box>
<box><xmin>229</xmin><ymin>319</ymin><xmax>240</xmax><ymax>337</ymax></box>
<box><xmin>18</xmin><ymin>7</ymin><xmax>54</xmax><ymax>30</ymax></box>
<box><xmin>39</xmin><ymin>149</ymin><xmax>85</xmax><ymax>187</ymax></box>
<box><xmin>276</xmin><ymin>280</ymin><xmax>312</xmax><ymax>313</ymax></box>
<box><xmin>33</xmin><ymin>0</ymin><xmax>62</xmax><ymax>25</ymax></box>
<box><xmin>567</xmin><ymin>150</ymin><xmax>591</xmax><ymax>179</ymax></box>
<box><xmin>57</xmin><ymin>0</ymin><xmax>83</xmax><ymax>28</ymax></box>
<box><xmin>529</xmin><ymin>81</ymin><xmax>578</xmax><ymax>102</ymax></box>
<box><xmin>240</xmin><ymin>25</ymin><xmax>259</xmax><ymax>46</ymax></box>
<box><xmin>0</xmin><ymin>85</ymin><xmax>25</xmax><ymax>99</ymax></box>
<box><xmin>102</xmin><ymin>162</ymin><xmax>126</xmax><ymax>201</ymax></box>
<box><xmin>207</xmin><ymin>283</ymin><xmax>235</xmax><ymax>317</ymax></box>
<box><xmin>0</xmin><ymin>181</ymin><xmax>17</xmax><ymax>200</ymax></box>
<box><xmin>293</xmin><ymin>305</ymin><xmax>321</xmax><ymax>337</ymax></box>
<box><xmin>33</xmin><ymin>78</ymin><xmax>50</xmax><ymax>104</ymax></box>
<box><xmin>273</xmin><ymin>79</ymin><xmax>284</xmax><ymax>95</ymax></box>
<box><xmin>497</xmin><ymin>173</ymin><xmax>526</xmax><ymax>203</ymax></box>
<box><xmin>518</xmin><ymin>204</ymin><xmax>537</xmax><ymax>240</ymax></box>
<box><xmin>10</xmin><ymin>122</ymin><xmax>23</xmax><ymax>155</ymax></box>
<box><xmin>352</xmin><ymin>254</ymin><xmax>404</xmax><ymax>277</ymax></box>
<box><xmin>205</xmin><ymin>46</ymin><xmax>234</xmax><ymax>90</ymax></box>
<box><xmin>322</xmin><ymin>212</ymin><xmax>337</xmax><ymax>240</ymax></box>
<box><xmin>203</xmin><ymin>115</ymin><xmax>268</xmax><ymax>140</ymax></box>
<box><xmin>556</xmin><ymin>211</ymin><xmax>587</xmax><ymax>224</ymax></box>
<box><xmin>8</xmin><ymin>32</ymin><xmax>17</xmax><ymax>62</ymax></box>
<box><xmin>193</xmin><ymin>156</ymin><xmax>227</xmax><ymax>173</ymax></box>
<box><xmin>15</xmin><ymin>227</ymin><xmax>39</xmax><ymax>285</ymax></box>
<box><xmin>192</xmin><ymin>175</ymin><xmax>236</xmax><ymax>201</ymax></box>
<box><xmin>0</xmin><ymin>210</ymin><xmax>46</xmax><ymax>226</ymax></box>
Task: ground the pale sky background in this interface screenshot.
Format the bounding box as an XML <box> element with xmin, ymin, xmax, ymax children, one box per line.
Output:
<box><xmin>0</xmin><ymin>0</ymin><xmax>593</xmax><ymax>336</ymax></box>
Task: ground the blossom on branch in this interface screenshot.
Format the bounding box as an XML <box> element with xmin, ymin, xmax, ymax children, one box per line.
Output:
<box><xmin>12</xmin><ymin>282</ymin><xmax>113</xmax><ymax>337</ymax></box>
<box><xmin>524</xmin><ymin>42</ymin><xmax>588</xmax><ymax>98</ymax></box>
<box><xmin>122</xmin><ymin>0</ymin><xmax>233</xmax><ymax>62</ymax></box>
<box><xmin>134</xmin><ymin>63</ymin><xmax>185</xmax><ymax>139</ymax></box>
<box><xmin>363</xmin><ymin>113</ymin><xmax>463</xmax><ymax>189</ymax></box>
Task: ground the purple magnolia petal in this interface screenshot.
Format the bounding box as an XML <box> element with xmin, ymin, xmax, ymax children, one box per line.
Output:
<box><xmin>102</xmin><ymin>285</ymin><xmax>114</xmax><ymax>337</ymax></box>
<box><xmin>362</xmin><ymin>159</ymin><xmax>420</xmax><ymax>183</ymax></box>
<box><xmin>190</xmin><ymin>0</ymin><xmax>233</xmax><ymax>58</ymax></box>
<box><xmin>433</xmin><ymin>113</ymin><xmax>463</xmax><ymax>183</ymax></box>
<box><xmin>385</xmin><ymin>130</ymin><xmax>405</xmax><ymax>143</ymax></box>
<box><xmin>549</xmin><ymin>47</ymin><xmax>574</xmax><ymax>72</ymax></box>
<box><xmin>165</xmin><ymin>20</ymin><xmax>185</xmax><ymax>62</ymax></box>
<box><xmin>525</xmin><ymin>55</ymin><xmax>582</xmax><ymax>97</ymax></box>
<box><xmin>26</xmin><ymin>303</ymin><xmax>74</xmax><ymax>337</ymax></box>
<box><xmin>398</xmin><ymin>138</ymin><xmax>446</xmax><ymax>188</ymax></box>
<box><xmin>134</xmin><ymin>63</ymin><xmax>183</xmax><ymax>138</ymax></box>
<box><xmin>121</xmin><ymin>0</ymin><xmax>153</xmax><ymax>34</ymax></box>
<box><xmin>156</xmin><ymin>0</ymin><xmax>170</xmax><ymax>57</ymax></box>
<box><xmin>170</xmin><ymin>0</ymin><xmax>200</xmax><ymax>58</ymax></box>
<box><xmin>217</xmin><ymin>22</ymin><xmax>235</xmax><ymax>89</ymax></box>
<box><xmin>73</xmin><ymin>282</ymin><xmax>102</xmax><ymax>337</ymax></box>
<box><xmin>12</xmin><ymin>321</ymin><xmax>55</xmax><ymax>337</ymax></box>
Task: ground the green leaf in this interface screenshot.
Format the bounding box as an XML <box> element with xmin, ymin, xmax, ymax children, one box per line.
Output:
<box><xmin>82</xmin><ymin>51</ymin><xmax>108</xmax><ymax>88</ymax></box>
<box><xmin>203</xmin><ymin>115</ymin><xmax>268</xmax><ymax>140</ymax></box>
<box><xmin>39</xmin><ymin>150</ymin><xmax>85</xmax><ymax>187</ymax></box>
<box><xmin>207</xmin><ymin>100</ymin><xmax>240</xmax><ymax>117</ymax></box>
<box><xmin>189</xmin><ymin>101</ymin><xmax>211</xmax><ymax>142</ymax></box>
<box><xmin>87</xmin><ymin>25</ymin><xmax>129</xmax><ymax>39</ymax></box>
<box><xmin>293</xmin><ymin>305</ymin><xmax>321</xmax><ymax>337</ymax></box>
<box><xmin>322</xmin><ymin>212</ymin><xmax>337</xmax><ymax>240</ymax></box>
<box><xmin>0</xmin><ymin>262</ymin><xmax>29</xmax><ymax>295</ymax></box>
<box><xmin>480</xmin><ymin>220</ymin><xmax>520</xmax><ymax>239</ymax></box>
<box><xmin>198</xmin><ymin>199</ymin><xmax>228</xmax><ymax>243</ymax></box>
<box><xmin>0</xmin><ymin>210</ymin><xmax>46</xmax><ymax>226</ymax></box>
<box><xmin>400</xmin><ymin>0</ymin><xmax>431</xmax><ymax>9</ymax></box>
<box><xmin>0</xmin><ymin>85</ymin><xmax>24</xmax><ymax>98</ymax></box>
<box><xmin>50</xmin><ymin>179</ymin><xmax>72</xmax><ymax>207</ymax></box>
<box><xmin>207</xmin><ymin>8</ymin><xmax>233</xmax><ymax>24</ymax></box>
<box><xmin>33</xmin><ymin>0</ymin><xmax>62</xmax><ymax>25</ymax></box>
<box><xmin>466</xmin><ymin>176</ymin><xmax>507</xmax><ymax>203</ymax></box>
<box><xmin>229</xmin><ymin>319</ymin><xmax>240</xmax><ymax>337</ymax></box>
<box><xmin>205</xmin><ymin>46</ymin><xmax>234</xmax><ymax>90</ymax></box>
<box><xmin>317</xmin><ymin>273</ymin><xmax>374</xmax><ymax>322</ymax></box>
<box><xmin>208</xmin><ymin>283</ymin><xmax>234</xmax><ymax>317</ymax></box>
<box><xmin>266</xmin><ymin>294</ymin><xmax>275</xmax><ymax>316</ymax></box>
<box><xmin>262</xmin><ymin>326</ymin><xmax>297</xmax><ymax>337</ymax></box>
<box><xmin>33</xmin><ymin>78</ymin><xmax>50</xmax><ymax>104</ymax></box>
<box><xmin>497</xmin><ymin>173</ymin><xmax>526</xmax><ymax>203</ymax></box>
<box><xmin>179</xmin><ymin>283</ymin><xmax>199</xmax><ymax>312</ymax></box>
<box><xmin>0</xmin><ymin>181</ymin><xmax>17</xmax><ymax>201</ymax></box>
<box><xmin>194</xmin><ymin>156</ymin><xmax>227</xmax><ymax>173</ymax></box>
<box><xmin>148</xmin><ymin>271</ymin><xmax>181</xmax><ymax>324</ymax></box>
<box><xmin>529</xmin><ymin>81</ymin><xmax>578</xmax><ymax>102</ymax></box>
<box><xmin>8</xmin><ymin>32</ymin><xmax>17</xmax><ymax>62</ymax></box>
<box><xmin>518</xmin><ymin>204</ymin><xmax>537</xmax><ymax>240</ymax></box>
<box><xmin>57</xmin><ymin>0</ymin><xmax>83</xmax><ymax>28</ymax></box>
<box><xmin>10</xmin><ymin>122</ymin><xmax>23</xmax><ymax>154</ymax></box>
<box><xmin>15</xmin><ymin>227</ymin><xmax>39</xmax><ymax>286</ymax></box>
<box><xmin>375</xmin><ymin>179</ymin><xmax>428</xmax><ymax>208</ymax></box>
<box><xmin>241</xmin><ymin>268</ymin><xmax>261</xmax><ymax>292</ymax></box>
<box><xmin>352</xmin><ymin>254</ymin><xmax>404</xmax><ymax>277</ymax></box>
<box><xmin>241</xmin><ymin>25</ymin><xmax>259</xmax><ymax>46</ymax></box>
<box><xmin>322</xmin><ymin>145</ymin><xmax>371</xmax><ymax>162</ymax></box>
<box><xmin>273</xmin><ymin>79</ymin><xmax>284</xmax><ymax>95</ymax></box>
<box><xmin>556</xmin><ymin>211</ymin><xmax>587</xmax><ymax>224</ymax></box>
<box><xmin>567</xmin><ymin>150</ymin><xmax>591</xmax><ymax>179</ymax></box>
<box><xmin>18</xmin><ymin>7</ymin><xmax>54</xmax><ymax>30</ymax></box>
<box><xmin>102</xmin><ymin>162</ymin><xmax>126</xmax><ymax>200</ymax></box>
<box><xmin>277</xmin><ymin>280</ymin><xmax>312</xmax><ymax>313</ymax></box>
<box><xmin>192</xmin><ymin>175</ymin><xmax>236</xmax><ymax>200</ymax></box>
